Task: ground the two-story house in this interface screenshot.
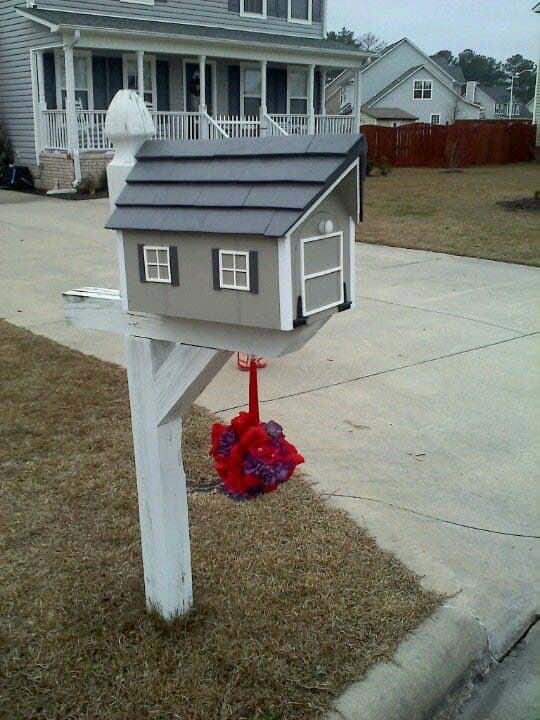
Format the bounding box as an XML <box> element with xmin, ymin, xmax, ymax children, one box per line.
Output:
<box><xmin>0</xmin><ymin>0</ymin><xmax>372</xmax><ymax>190</ymax></box>
<box><xmin>326</xmin><ymin>38</ymin><xmax>482</xmax><ymax>127</ymax></box>
<box><xmin>463</xmin><ymin>83</ymin><xmax>533</xmax><ymax>121</ymax></box>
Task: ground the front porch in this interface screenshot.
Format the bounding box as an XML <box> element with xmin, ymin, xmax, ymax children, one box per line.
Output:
<box><xmin>34</xmin><ymin>48</ymin><xmax>361</xmax><ymax>158</ymax></box>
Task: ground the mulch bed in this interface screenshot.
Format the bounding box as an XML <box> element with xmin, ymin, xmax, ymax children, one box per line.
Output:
<box><xmin>0</xmin><ymin>321</ymin><xmax>441</xmax><ymax>720</ymax></box>
<box><xmin>496</xmin><ymin>196</ymin><xmax>540</xmax><ymax>212</ymax></box>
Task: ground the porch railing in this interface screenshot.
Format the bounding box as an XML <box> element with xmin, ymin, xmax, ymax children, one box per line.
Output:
<box><xmin>38</xmin><ymin>110</ymin><xmax>357</xmax><ymax>153</ymax></box>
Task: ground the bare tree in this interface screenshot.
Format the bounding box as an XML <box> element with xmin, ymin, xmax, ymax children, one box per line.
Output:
<box><xmin>357</xmin><ymin>32</ymin><xmax>386</xmax><ymax>53</ymax></box>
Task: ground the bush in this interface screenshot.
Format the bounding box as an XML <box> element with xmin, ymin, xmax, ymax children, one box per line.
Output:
<box><xmin>366</xmin><ymin>160</ymin><xmax>375</xmax><ymax>176</ymax></box>
<box><xmin>0</xmin><ymin>123</ymin><xmax>15</xmax><ymax>178</ymax></box>
<box><xmin>75</xmin><ymin>176</ymin><xmax>97</xmax><ymax>195</ymax></box>
<box><xmin>377</xmin><ymin>156</ymin><xmax>392</xmax><ymax>177</ymax></box>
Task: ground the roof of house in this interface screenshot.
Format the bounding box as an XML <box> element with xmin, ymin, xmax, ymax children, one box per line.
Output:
<box><xmin>18</xmin><ymin>7</ymin><xmax>373</xmax><ymax>60</ymax></box>
<box><xmin>479</xmin><ymin>85</ymin><xmax>533</xmax><ymax>116</ymax></box>
<box><xmin>362</xmin><ymin>107</ymin><xmax>418</xmax><ymax>120</ymax></box>
<box><xmin>429</xmin><ymin>54</ymin><xmax>466</xmax><ymax>84</ymax></box>
<box><xmin>107</xmin><ymin>134</ymin><xmax>365</xmax><ymax>238</ymax></box>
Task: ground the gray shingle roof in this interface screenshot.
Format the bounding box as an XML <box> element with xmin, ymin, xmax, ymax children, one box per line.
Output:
<box><xmin>107</xmin><ymin>134</ymin><xmax>365</xmax><ymax>238</ymax></box>
<box><xmin>20</xmin><ymin>7</ymin><xmax>371</xmax><ymax>58</ymax></box>
<box><xmin>430</xmin><ymin>54</ymin><xmax>466</xmax><ymax>84</ymax></box>
<box><xmin>362</xmin><ymin>106</ymin><xmax>418</xmax><ymax>120</ymax></box>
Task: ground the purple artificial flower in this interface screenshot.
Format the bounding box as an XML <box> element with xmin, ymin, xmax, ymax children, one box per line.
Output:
<box><xmin>218</xmin><ymin>429</ymin><xmax>236</xmax><ymax>458</ymax></box>
<box><xmin>265</xmin><ymin>421</ymin><xmax>284</xmax><ymax>444</ymax></box>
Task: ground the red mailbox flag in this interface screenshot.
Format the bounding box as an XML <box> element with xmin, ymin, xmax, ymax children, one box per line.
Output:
<box><xmin>210</xmin><ymin>359</ymin><xmax>304</xmax><ymax>500</ymax></box>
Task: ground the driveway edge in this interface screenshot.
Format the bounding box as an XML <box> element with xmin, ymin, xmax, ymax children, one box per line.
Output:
<box><xmin>326</xmin><ymin>604</ymin><xmax>491</xmax><ymax>720</ymax></box>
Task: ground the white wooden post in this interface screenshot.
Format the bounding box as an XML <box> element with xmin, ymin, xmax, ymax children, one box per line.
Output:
<box><xmin>137</xmin><ymin>50</ymin><xmax>145</xmax><ymax>99</ymax></box>
<box><xmin>308</xmin><ymin>64</ymin><xmax>316</xmax><ymax>134</ymax></box>
<box><xmin>64</xmin><ymin>40</ymin><xmax>81</xmax><ymax>183</ymax></box>
<box><xmin>260</xmin><ymin>59</ymin><xmax>268</xmax><ymax>137</ymax></box>
<box><xmin>353</xmin><ymin>66</ymin><xmax>362</xmax><ymax>132</ymax></box>
<box><xmin>198</xmin><ymin>55</ymin><xmax>208</xmax><ymax>139</ymax></box>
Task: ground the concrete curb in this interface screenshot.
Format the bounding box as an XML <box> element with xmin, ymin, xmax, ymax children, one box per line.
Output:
<box><xmin>325</xmin><ymin>604</ymin><xmax>491</xmax><ymax>720</ymax></box>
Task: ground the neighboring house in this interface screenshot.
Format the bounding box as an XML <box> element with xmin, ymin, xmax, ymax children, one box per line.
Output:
<box><xmin>533</xmin><ymin>2</ymin><xmax>540</xmax><ymax>146</ymax></box>
<box><xmin>360</xmin><ymin>107</ymin><xmax>418</xmax><ymax>127</ymax></box>
<box><xmin>0</xmin><ymin>1</ymin><xmax>372</xmax><ymax>190</ymax></box>
<box><xmin>429</xmin><ymin>51</ymin><xmax>466</xmax><ymax>94</ymax></box>
<box><xmin>464</xmin><ymin>82</ymin><xmax>533</xmax><ymax>120</ymax></box>
<box><xmin>326</xmin><ymin>38</ymin><xmax>482</xmax><ymax>126</ymax></box>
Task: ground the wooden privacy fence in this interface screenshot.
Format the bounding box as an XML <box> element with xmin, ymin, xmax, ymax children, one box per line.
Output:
<box><xmin>361</xmin><ymin>120</ymin><xmax>536</xmax><ymax>168</ymax></box>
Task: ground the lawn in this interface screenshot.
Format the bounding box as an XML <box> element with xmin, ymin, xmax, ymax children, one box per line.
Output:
<box><xmin>0</xmin><ymin>321</ymin><xmax>440</xmax><ymax>720</ymax></box>
<box><xmin>359</xmin><ymin>163</ymin><xmax>540</xmax><ymax>266</ymax></box>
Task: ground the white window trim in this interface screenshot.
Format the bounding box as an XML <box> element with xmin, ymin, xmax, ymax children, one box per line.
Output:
<box><xmin>219</xmin><ymin>250</ymin><xmax>251</xmax><ymax>292</ymax></box>
<box><xmin>287</xmin><ymin>66</ymin><xmax>309</xmax><ymax>115</ymax></box>
<box><xmin>121</xmin><ymin>0</ymin><xmax>154</xmax><ymax>4</ymax></box>
<box><xmin>122</xmin><ymin>54</ymin><xmax>157</xmax><ymax>109</ymax></box>
<box><xmin>54</xmin><ymin>49</ymin><xmax>94</xmax><ymax>110</ymax></box>
<box><xmin>300</xmin><ymin>232</ymin><xmax>344</xmax><ymax>317</ymax></box>
<box><xmin>182</xmin><ymin>58</ymin><xmax>218</xmax><ymax>114</ymax></box>
<box><xmin>240</xmin><ymin>63</ymin><xmax>262</xmax><ymax>118</ymax></box>
<box><xmin>413</xmin><ymin>79</ymin><xmax>432</xmax><ymax>100</ymax></box>
<box><xmin>430</xmin><ymin>113</ymin><xmax>440</xmax><ymax>124</ymax></box>
<box><xmin>240</xmin><ymin>0</ymin><xmax>267</xmax><ymax>19</ymax></box>
<box><xmin>288</xmin><ymin>0</ymin><xmax>313</xmax><ymax>24</ymax></box>
<box><xmin>144</xmin><ymin>245</ymin><xmax>171</xmax><ymax>284</ymax></box>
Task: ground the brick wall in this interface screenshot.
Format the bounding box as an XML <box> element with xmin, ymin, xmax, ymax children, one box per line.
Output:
<box><xmin>35</xmin><ymin>152</ymin><xmax>112</xmax><ymax>191</ymax></box>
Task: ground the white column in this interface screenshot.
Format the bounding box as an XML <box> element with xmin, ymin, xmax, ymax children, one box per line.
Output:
<box><xmin>319</xmin><ymin>69</ymin><xmax>327</xmax><ymax>116</ymax></box>
<box><xmin>353</xmin><ymin>66</ymin><xmax>362</xmax><ymax>133</ymax></box>
<box><xmin>198</xmin><ymin>55</ymin><xmax>208</xmax><ymax>139</ymax></box>
<box><xmin>64</xmin><ymin>42</ymin><xmax>81</xmax><ymax>183</ymax></box>
<box><xmin>308</xmin><ymin>64</ymin><xmax>316</xmax><ymax>134</ymax></box>
<box><xmin>137</xmin><ymin>50</ymin><xmax>145</xmax><ymax>99</ymax></box>
<box><xmin>260</xmin><ymin>59</ymin><xmax>268</xmax><ymax>136</ymax></box>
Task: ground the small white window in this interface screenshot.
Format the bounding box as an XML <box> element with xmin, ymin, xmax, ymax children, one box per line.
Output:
<box><xmin>144</xmin><ymin>246</ymin><xmax>171</xmax><ymax>283</ymax></box>
<box><xmin>288</xmin><ymin>68</ymin><xmax>309</xmax><ymax>114</ymax></box>
<box><xmin>430</xmin><ymin>113</ymin><xmax>440</xmax><ymax>124</ymax></box>
<box><xmin>219</xmin><ymin>251</ymin><xmax>250</xmax><ymax>291</ymax></box>
<box><xmin>413</xmin><ymin>80</ymin><xmax>432</xmax><ymax>99</ymax></box>
<box><xmin>241</xmin><ymin>66</ymin><xmax>262</xmax><ymax>116</ymax></box>
<box><xmin>241</xmin><ymin>0</ymin><xmax>267</xmax><ymax>17</ymax></box>
<box><xmin>288</xmin><ymin>0</ymin><xmax>312</xmax><ymax>23</ymax></box>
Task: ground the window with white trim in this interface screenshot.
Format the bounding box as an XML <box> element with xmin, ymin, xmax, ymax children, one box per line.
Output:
<box><xmin>430</xmin><ymin>113</ymin><xmax>440</xmax><ymax>124</ymax></box>
<box><xmin>56</xmin><ymin>51</ymin><xmax>93</xmax><ymax>110</ymax></box>
<box><xmin>413</xmin><ymin>80</ymin><xmax>432</xmax><ymax>99</ymax></box>
<box><xmin>288</xmin><ymin>0</ymin><xmax>312</xmax><ymax>23</ymax></box>
<box><xmin>495</xmin><ymin>102</ymin><xmax>505</xmax><ymax>115</ymax></box>
<box><xmin>123</xmin><ymin>55</ymin><xmax>157</xmax><ymax>108</ymax></box>
<box><xmin>242</xmin><ymin>66</ymin><xmax>262</xmax><ymax>116</ymax></box>
<box><xmin>301</xmin><ymin>232</ymin><xmax>344</xmax><ymax>316</ymax></box>
<box><xmin>289</xmin><ymin>68</ymin><xmax>309</xmax><ymax>114</ymax></box>
<box><xmin>241</xmin><ymin>0</ymin><xmax>267</xmax><ymax>17</ymax></box>
<box><xmin>144</xmin><ymin>246</ymin><xmax>171</xmax><ymax>283</ymax></box>
<box><xmin>219</xmin><ymin>251</ymin><xmax>250</xmax><ymax>291</ymax></box>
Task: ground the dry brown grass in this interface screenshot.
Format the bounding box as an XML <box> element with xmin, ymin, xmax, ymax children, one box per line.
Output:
<box><xmin>359</xmin><ymin>163</ymin><xmax>540</xmax><ymax>266</ymax></box>
<box><xmin>0</xmin><ymin>321</ymin><xmax>440</xmax><ymax>720</ymax></box>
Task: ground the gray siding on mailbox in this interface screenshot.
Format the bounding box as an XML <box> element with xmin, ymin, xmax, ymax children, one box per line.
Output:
<box><xmin>124</xmin><ymin>231</ymin><xmax>282</xmax><ymax>330</ymax></box>
<box><xmin>0</xmin><ymin>1</ymin><xmax>60</xmax><ymax>165</ymax></box>
<box><xmin>35</xmin><ymin>0</ymin><xmax>325</xmax><ymax>39</ymax></box>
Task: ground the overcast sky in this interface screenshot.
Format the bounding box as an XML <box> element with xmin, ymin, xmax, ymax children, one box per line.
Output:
<box><xmin>328</xmin><ymin>0</ymin><xmax>539</xmax><ymax>62</ymax></box>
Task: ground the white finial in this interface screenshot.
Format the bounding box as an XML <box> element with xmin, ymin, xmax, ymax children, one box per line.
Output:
<box><xmin>105</xmin><ymin>90</ymin><xmax>155</xmax><ymax>165</ymax></box>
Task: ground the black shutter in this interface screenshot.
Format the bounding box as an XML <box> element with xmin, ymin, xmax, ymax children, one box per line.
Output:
<box><xmin>314</xmin><ymin>68</ymin><xmax>322</xmax><ymax>114</ymax></box>
<box><xmin>156</xmin><ymin>60</ymin><xmax>170</xmax><ymax>111</ymax></box>
<box><xmin>43</xmin><ymin>52</ymin><xmax>56</xmax><ymax>109</ymax></box>
<box><xmin>138</xmin><ymin>244</ymin><xmax>147</xmax><ymax>283</ymax></box>
<box><xmin>228</xmin><ymin>0</ymin><xmax>240</xmax><ymax>11</ymax></box>
<box><xmin>267</xmin><ymin>68</ymin><xmax>287</xmax><ymax>114</ymax></box>
<box><xmin>212</xmin><ymin>249</ymin><xmax>221</xmax><ymax>291</ymax></box>
<box><xmin>277</xmin><ymin>0</ymin><xmax>287</xmax><ymax>18</ymax></box>
<box><xmin>228</xmin><ymin>66</ymin><xmax>241</xmax><ymax>116</ymax></box>
<box><xmin>169</xmin><ymin>246</ymin><xmax>179</xmax><ymax>286</ymax></box>
<box><xmin>92</xmin><ymin>56</ymin><xmax>107</xmax><ymax>110</ymax></box>
<box><xmin>313</xmin><ymin>0</ymin><xmax>322</xmax><ymax>22</ymax></box>
<box><xmin>249</xmin><ymin>251</ymin><xmax>259</xmax><ymax>295</ymax></box>
<box><xmin>267</xmin><ymin>0</ymin><xmax>278</xmax><ymax>16</ymax></box>
<box><xmin>108</xmin><ymin>57</ymin><xmax>123</xmax><ymax>106</ymax></box>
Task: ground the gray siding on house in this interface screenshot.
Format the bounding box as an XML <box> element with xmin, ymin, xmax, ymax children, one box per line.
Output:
<box><xmin>0</xmin><ymin>1</ymin><xmax>60</xmax><ymax>165</ymax></box>
<box><xmin>123</xmin><ymin>231</ymin><xmax>282</xmax><ymax>329</ymax></box>
<box><xmin>35</xmin><ymin>0</ymin><xmax>325</xmax><ymax>39</ymax></box>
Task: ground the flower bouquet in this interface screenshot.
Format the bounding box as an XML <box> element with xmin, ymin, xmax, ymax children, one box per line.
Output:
<box><xmin>210</xmin><ymin>359</ymin><xmax>304</xmax><ymax>499</ymax></box>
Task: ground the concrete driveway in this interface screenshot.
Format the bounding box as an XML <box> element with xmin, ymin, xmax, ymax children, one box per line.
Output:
<box><xmin>1</xmin><ymin>189</ymin><xmax>539</xmax><ymax>658</ymax></box>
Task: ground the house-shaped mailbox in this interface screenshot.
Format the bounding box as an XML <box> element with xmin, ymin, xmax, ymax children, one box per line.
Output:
<box><xmin>107</xmin><ymin>133</ymin><xmax>365</xmax><ymax>333</ymax></box>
